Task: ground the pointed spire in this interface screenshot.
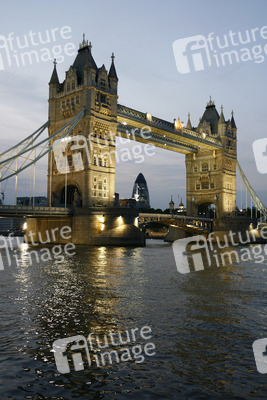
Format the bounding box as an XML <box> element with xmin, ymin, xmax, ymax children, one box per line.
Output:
<box><xmin>74</xmin><ymin>37</ymin><xmax>97</xmax><ymax>72</ymax></box>
<box><xmin>79</xmin><ymin>33</ymin><xmax>89</xmax><ymax>49</ymax></box>
<box><xmin>207</xmin><ymin>96</ymin><xmax>215</xmax><ymax>107</ymax></box>
<box><xmin>108</xmin><ymin>52</ymin><xmax>118</xmax><ymax>80</ymax></box>
<box><xmin>49</xmin><ymin>59</ymin><xmax>59</xmax><ymax>84</ymax></box>
<box><xmin>231</xmin><ymin>110</ymin><xmax>237</xmax><ymax>128</ymax></box>
<box><xmin>186</xmin><ymin>112</ymin><xmax>192</xmax><ymax>129</ymax></box>
<box><xmin>218</xmin><ymin>105</ymin><xmax>225</xmax><ymax>123</ymax></box>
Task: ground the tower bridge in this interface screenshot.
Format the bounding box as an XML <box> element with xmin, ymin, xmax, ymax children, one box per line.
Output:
<box><xmin>0</xmin><ymin>36</ymin><xmax>266</xmax><ymax>245</ymax></box>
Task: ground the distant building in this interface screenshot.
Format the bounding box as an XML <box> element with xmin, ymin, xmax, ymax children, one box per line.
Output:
<box><xmin>169</xmin><ymin>195</ymin><xmax>175</xmax><ymax>211</ymax></box>
<box><xmin>16</xmin><ymin>196</ymin><xmax>47</xmax><ymax>206</ymax></box>
<box><xmin>132</xmin><ymin>173</ymin><xmax>150</xmax><ymax>209</ymax></box>
<box><xmin>118</xmin><ymin>198</ymin><xmax>136</xmax><ymax>208</ymax></box>
<box><xmin>0</xmin><ymin>218</ymin><xmax>25</xmax><ymax>232</ymax></box>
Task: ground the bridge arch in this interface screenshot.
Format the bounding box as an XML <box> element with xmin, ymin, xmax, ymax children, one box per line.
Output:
<box><xmin>60</xmin><ymin>184</ymin><xmax>81</xmax><ymax>207</ymax></box>
<box><xmin>197</xmin><ymin>202</ymin><xmax>217</xmax><ymax>218</ymax></box>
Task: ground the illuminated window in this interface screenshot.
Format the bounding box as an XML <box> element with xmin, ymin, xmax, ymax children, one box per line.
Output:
<box><xmin>202</xmin><ymin>163</ymin><xmax>209</xmax><ymax>172</ymax></box>
<box><xmin>201</xmin><ymin>182</ymin><xmax>209</xmax><ymax>189</ymax></box>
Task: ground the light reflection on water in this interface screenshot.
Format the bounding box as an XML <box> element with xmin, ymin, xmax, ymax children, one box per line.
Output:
<box><xmin>0</xmin><ymin>239</ymin><xmax>266</xmax><ymax>399</ymax></box>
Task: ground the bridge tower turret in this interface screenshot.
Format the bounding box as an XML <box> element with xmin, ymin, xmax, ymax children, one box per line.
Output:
<box><xmin>47</xmin><ymin>36</ymin><xmax>118</xmax><ymax>208</ymax></box>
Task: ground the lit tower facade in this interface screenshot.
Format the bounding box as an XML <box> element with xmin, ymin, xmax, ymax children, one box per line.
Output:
<box><xmin>48</xmin><ymin>36</ymin><xmax>118</xmax><ymax>207</ymax></box>
<box><xmin>186</xmin><ymin>98</ymin><xmax>237</xmax><ymax>217</ymax></box>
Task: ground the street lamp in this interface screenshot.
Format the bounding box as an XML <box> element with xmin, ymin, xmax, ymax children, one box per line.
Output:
<box><xmin>214</xmin><ymin>195</ymin><xmax>218</xmax><ymax>218</ymax></box>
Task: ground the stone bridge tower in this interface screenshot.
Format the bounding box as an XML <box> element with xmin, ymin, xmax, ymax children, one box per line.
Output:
<box><xmin>186</xmin><ymin>99</ymin><xmax>237</xmax><ymax>218</ymax></box>
<box><xmin>47</xmin><ymin>36</ymin><xmax>118</xmax><ymax>207</ymax></box>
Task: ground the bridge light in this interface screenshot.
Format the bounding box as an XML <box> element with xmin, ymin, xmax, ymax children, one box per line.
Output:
<box><xmin>122</xmin><ymin>121</ymin><xmax>127</xmax><ymax>125</ymax></box>
<box><xmin>23</xmin><ymin>222</ymin><xmax>27</xmax><ymax>230</ymax></box>
<box><xmin>146</xmin><ymin>113</ymin><xmax>152</xmax><ymax>121</ymax></box>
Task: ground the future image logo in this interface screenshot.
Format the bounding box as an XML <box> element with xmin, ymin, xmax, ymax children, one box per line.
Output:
<box><xmin>0</xmin><ymin>26</ymin><xmax>76</xmax><ymax>71</ymax></box>
<box><xmin>52</xmin><ymin>326</ymin><xmax>156</xmax><ymax>374</ymax></box>
<box><xmin>173</xmin><ymin>229</ymin><xmax>267</xmax><ymax>274</ymax></box>
<box><xmin>253</xmin><ymin>138</ymin><xmax>267</xmax><ymax>174</ymax></box>
<box><xmin>253</xmin><ymin>338</ymin><xmax>267</xmax><ymax>374</ymax></box>
<box><xmin>172</xmin><ymin>35</ymin><xmax>211</xmax><ymax>74</ymax></box>
<box><xmin>173</xmin><ymin>26</ymin><xmax>267</xmax><ymax>74</ymax></box>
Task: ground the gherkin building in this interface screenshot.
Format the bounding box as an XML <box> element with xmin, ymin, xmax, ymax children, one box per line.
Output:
<box><xmin>132</xmin><ymin>173</ymin><xmax>150</xmax><ymax>209</ymax></box>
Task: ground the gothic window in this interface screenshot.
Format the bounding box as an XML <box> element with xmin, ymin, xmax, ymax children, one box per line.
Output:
<box><xmin>76</xmin><ymin>96</ymin><xmax>80</xmax><ymax>104</ymax></box>
<box><xmin>194</xmin><ymin>167</ymin><xmax>198</xmax><ymax>173</ymax></box>
<box><xmin>67</xmin><ymin>83</ymin><xmax>70</xmax><ymax>91</ymax></box>
<box><xmin>66</xmin><ymin>99</ymin><xmax>70</xmax><ymax>107</ymax></box>
<box><xmin>213</xmin><ymin>165</ymin><xmax>217</xmax><ymax>170</ymax></box>
<box><xmin>202</xmin><ymin>163</ymin><xmax>209</xmax><ymax>172</ymax></box>
<box><xmin>99</xmin><ymin>158</ymin><xmax>102</xmax><ymax>167</ymax></box>
<box><xmin>93</xmin><ymin>192</ymin><xmax>96</xmax><ymax>197</ymax></box>
<box><xmin>100</xmin><ymin>93</ymin><xmax>107</xmax><ymax>104</ymax></box>
<box><xmin>100</xmin><ymin>78</ymin><xmax>106</xmax><ymax>89</ymax></box>
<box><xmin>103</xmin><ymin>178</ymin><xmax>107</xmax><ymax>184</ymax></box>
<box><xmin>71</xmin><ymin>81</ymin><xmax>75</xmax><ymax>90</ymax></box>
<box><xmin>62</xmin><ymin>100</ymin><xmax>65</xmax><ymax>108</ymax></box>
<box><xmin>99</xmin><ymin>192</ymin><xmax>102</xmax><ymax>197</ymax></box>
<box><xmin>67</xmin><ymin>155</ymin><xmax>72</xmax><ymax>167</ymax></box>
<box><xmin>196</xmin><ymin>184</ymin><xmax>200</xmax><ymax>190</ymax></box>
<box><xmin>93</xmin><ymin>156</ymin><xmax>97</xmax><ymax>165</ymax></box>
<box><xmin>103</xmin><ymin>193</ymin><xmax>106</xmax><ymax>197</ymax></box>
<box><xmin>71</xmin><ymin>98</ymin><xmax>74</xmax><ymax>106</ymax></box>
<box><xmin>201</xmin><ymin>182</ymin><xmax>209</xmax><ymax>190</ymax></box>
<box><xmin>210</xmin><ymin>183</ymin><xmax>215</xmax><ymax>189</ymax></box>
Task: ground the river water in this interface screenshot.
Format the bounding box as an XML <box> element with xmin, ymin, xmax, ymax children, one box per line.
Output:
<box><xmin>0</xmin><ymin>239</ymin><xmax>267</xmax><ymax>399</ymax></box>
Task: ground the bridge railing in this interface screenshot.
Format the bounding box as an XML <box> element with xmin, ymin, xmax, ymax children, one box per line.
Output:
<box><xmin>117</xmin><ymin>104</ymin><xmax>222</xmax><ymax>148</ymax></box>
<box><xmin>0</xmin><ymin>205</ymin><xmax>71</xmax><ymax>215</ymax></box>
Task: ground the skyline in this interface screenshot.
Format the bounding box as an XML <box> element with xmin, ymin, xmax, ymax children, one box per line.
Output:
<box><xmin>0</xmin><ymin>0</ymin><xmax>267</xmax><ymax>210</ymax></box>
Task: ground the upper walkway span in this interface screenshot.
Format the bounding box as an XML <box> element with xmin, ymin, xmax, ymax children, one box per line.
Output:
<box><xmin>117</xmin><ymin>104</ymin><xmax>223</xmax><ymax>154</ymax></box>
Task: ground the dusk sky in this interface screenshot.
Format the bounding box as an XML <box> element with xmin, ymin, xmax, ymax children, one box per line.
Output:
<box><xmin>1</xmin><ymin>0</ymin><xmax>267</xmax><ymax>210</ymax></box>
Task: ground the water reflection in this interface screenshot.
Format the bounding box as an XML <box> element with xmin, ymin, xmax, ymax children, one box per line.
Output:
<box><xmin>0</xmin><ymin>240</ymin><xmax>267</xmax><ymax>399</ymax></box>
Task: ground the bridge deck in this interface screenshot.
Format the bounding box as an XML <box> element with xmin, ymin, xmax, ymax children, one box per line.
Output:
<box><xmin>0</xmin><ymin>205</ymin><xmax>71</xmax><ymax>217</ymax></box>
<box><xmin>117</xmin><ymin>104</ymin><xmax>223</xmax><ymax>153</ymax></box>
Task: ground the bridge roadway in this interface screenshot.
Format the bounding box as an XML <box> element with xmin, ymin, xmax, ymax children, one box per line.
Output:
<box><xmin>117</xmin><ymin>104</ymin><xmax>223</xmax><ymax>154</ymax></box>
<box><xmin>0</xmin><ymin>205</ymin><xmax>71</xmax><ymax>218</ymax></box>
<box><xmin>0</xmin><ymin>206</ymin><xmax>213</xmax><ymax>232</ymax></box>
<box><xmin>139</xmin><ymin>213</ymin><xmax>213</xmax><ymax>230</ymax></box>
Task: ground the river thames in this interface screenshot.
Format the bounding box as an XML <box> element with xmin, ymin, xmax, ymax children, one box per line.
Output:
<box><xmin>0</xmin><ymin>239</ymin><xmax>267</xmax><ymax>399</ymax></box>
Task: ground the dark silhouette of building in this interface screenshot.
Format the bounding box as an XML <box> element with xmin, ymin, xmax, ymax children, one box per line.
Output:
<box><xmin>132</xmin><ymin>173</ymin><xmax>150</xmax><ymax>209</ymax></box>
